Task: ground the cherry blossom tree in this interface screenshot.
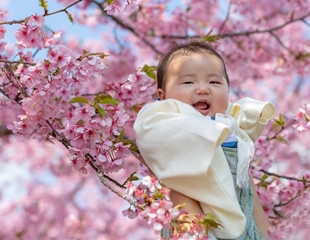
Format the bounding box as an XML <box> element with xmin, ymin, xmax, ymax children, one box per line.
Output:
<box><xmin>0</xmin><ymin>0</ymin><xmax>310</xmax><ymax>239</ymax></box>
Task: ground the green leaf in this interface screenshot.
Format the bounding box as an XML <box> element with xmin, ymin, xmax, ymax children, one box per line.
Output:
<box><xmin>141</xmin><ymin>64</ymin><xmax>157</xmax><ymax>80</ymax></box>
<box><xmin>94</xmin><ymin>94</ymin><xmax>119</xmax><ymax>105</ymax></box>
<box><xmin>276</xmin><ymin>136</ymin><xmax>288</xmax><ymax>145</ymax></box>
<box><xmin>261</xmin><ymin>173</ymin><xmax>269</xmax><ymax>182</ymax></box>
<box><xmin>302</xmin><ymin>176</ymin><xmax>307</xmax><ymax>185</ymax></box>
<box><xmin>118</xmin><ymin>128</ymin><xmax>125</xmax><ymax>139</ymax></box>
<box><xmin>38</xmin><ymin>0</ymin><xmax>48</xmax><ymax>10</ymax></box>
<box><xmin>66</xmin><ymin>11</ymin><xmax>75</xmax><ymax>24</ymax></box>
<box><xmin>107</xmin><ymin>0</ymin><xmax>114</xmax><ymax>4</ymax></box>
<box><xmin>125</xmin><ymin>172</ymin><xmax>140</xmax><ymax>183</ymax></box>
<box><xmin>296</xmin><ymin>52</ymin><xmax>310</xmax><ymax>61</ymax></box>
<box><xmin>201</xmin><ymin>35</ymin><xmax>220</xmax><ymax>43</ymax></box>
<box><xmin>274</xmin><ymin>114</ymin><xmax>285</xmax><ymax>127</ymax></box>
<box><xmin>153</xmin><ymin>188</ymin><xmax>164</xmax><ymax>199</ymax></box>
<box><xmin>53</xmin><ymin>68</ymin><xmax>60</xmax><ymax>76</ymax></box>
<box><xmin>200</xmin><ymin>213</ymin><xmax>222</xmax><ymax>231</ymax></box>
<box><xmin>96</xmin><ymin>106</ymin><xmax>106</xmax><ymax>118</ymax></box>
<box><xmin>258</xmin><ymin>173</ymin><xmax>270</xmax><ymax>189</ymax></box>
<box><xmin>132</xmin><ymin>105</ymin><xmax>140</xmax><ymax>113</ymax></box>
<box><xmin>69</xmin><ymin>97</ymin><xmax>89</xmax><ymax>104</ymax></box>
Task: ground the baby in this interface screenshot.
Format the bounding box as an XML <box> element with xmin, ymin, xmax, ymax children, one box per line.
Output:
<box><xmin>134</xmin><ymin>41</ymin><xmax>275</xmax><ymax>239</ymax></box>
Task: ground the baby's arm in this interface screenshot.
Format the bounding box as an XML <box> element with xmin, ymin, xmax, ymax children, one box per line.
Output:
<box><xmin>139</xmin><ymin>155</ymin><xmax>203</xmax><ymax>215</ymax></box>
<box><xmin>139</xmin><ymin>155</ymin><xmax>204</xmax><ymax>228</ymax></box>
<box><xmin>170</xmin><ymin>189</ymin><xmax>203</xmax><ymax>215</ymax></box>
<box><xmin>250</xmin><ymin>174</ymin><xmax>270</xmax><ymax>240</ymax></box>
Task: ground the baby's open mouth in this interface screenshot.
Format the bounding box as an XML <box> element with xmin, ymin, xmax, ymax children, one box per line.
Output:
<box><xmin>193</xmin><ymin>101</ymin><xmax>210</xmax><ymax>111</ymax></box>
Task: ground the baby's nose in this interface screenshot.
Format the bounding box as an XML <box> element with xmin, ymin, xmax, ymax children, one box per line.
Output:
<box><xmin>196</xmin><ymin>84</ymin><xmax>210</xmax><ymax>94</ymax></box>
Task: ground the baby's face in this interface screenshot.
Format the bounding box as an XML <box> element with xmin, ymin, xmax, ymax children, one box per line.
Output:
<box><xmin>157</xmin><ymin>52</ymin><xmax>229</xmax><ymax>116</ymax></box>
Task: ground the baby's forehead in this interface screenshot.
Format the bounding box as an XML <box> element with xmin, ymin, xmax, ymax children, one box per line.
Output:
<box><xmin>168</xmin><ymin>49</ymin><xmax>219</xmax><ymax>64</ymax></box>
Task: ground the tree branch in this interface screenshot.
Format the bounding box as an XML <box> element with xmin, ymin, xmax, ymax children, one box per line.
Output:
<box><xmin>269</xmin><ymin>31</ymin><xmax>295</xmax><ymax>55</ymax></box>
<box><xmin>2</xmin><ymin>63</ymin><xmax>24</xmax><ymax>94</ymax></box>
<box><xmin>302</xmin><ymin>19</ymin><xmax>310</xmax><ymax>27</ymax></box>
<box><xmin>92</xmin><ymin>0</ymin><xmax>163</xmax><ymax>55</ymax></box>
<box><xmin>218</xmin><ymin>1</ymin><xmax>231</xmax><ymax>34</ymax></box>
<box><xmin>259</xmin><ymin>169</ymin><xmax>310</xmax><ymax>183</ymax></box>
<box><xmin>0</xmin><ymin>0</ymin><xmax>82</xmax><ymax>25</ymax></box>
<box><xmin>157</xmin><ymin>11</ymin><xmax>310</xmax><ymax>40</ymax></box>
<box><xmin>268</xmin><ymin>119</ymin><xmax>297</xmax><ymax>141</ymax></box>
<box><xmin>98</xmin><ymin>172</ymin><xmax>145</xmax><ymax>210</ymax></box>
<box><xmin>0</xmin><ymin>59</ymin><xmax>35</xmax><ymax>66</ymax></box>
<box><xmin>0</xmin><ymin>125</ymin><xmax>12</xmax><ymax>136</ymax></box>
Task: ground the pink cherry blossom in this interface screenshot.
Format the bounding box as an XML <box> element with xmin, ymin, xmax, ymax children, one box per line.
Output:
<box><xmin>124</xmin><ymin>0</ymin><xmax>139</xmax><ymax>13</ymax></box>
<box><xmin>27</xmin><ymin>14</ymin><xmax>45</xmax><ymax>26</ymax></box>
<box><xmin>104</xmin><ymin>4</ymin><xmax>120</xmax><ymax>15</ymax></box>
<box><xmin>0</xmin><ymin>25</ymin><xmax>6</xmax><ymax>39</ymax></box>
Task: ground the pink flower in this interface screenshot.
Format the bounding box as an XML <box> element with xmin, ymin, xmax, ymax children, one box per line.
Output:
<box><xmin>0</xmin><ymin>9</ymin><xmax>8</xmax><ymax>20</ymax></box>
<box><xmin>0</xmin><ymin>41</ymin><xmax>6</xmax><ymax>52</ymax></box>
<box><xmin>104</xmin><ymin>4</ymin><xmax>120</xmax><ymax>15</ymax></box>
<box><xmin>48</xmin><ymin>45</ymin><xmax>73</xmax><ymax>68</ymax></box>
<box><xmin>72</xmin><ymin>105</ymin><xmax>96</xmax><ymax>123</ymax></box>
<box><xmin>0</xmin><ymin>25</ymin><xmax>7</xmax><ymax>39</ymax></box>
<box><xmin>122</xmin><ymin>208</ymin><xmax>138</xmax><ymax>219</ymax></box>
<box><xmin>14</xmin><ymin>24</ymin><xmax>46</xmax><ymax>49</ymax></box>
<box><xmin>124</xmin><ymin>181</ymin><xmax>137</xmax><ymax>196</ymax></box>
<box><xmin>123</xmin><ymin>0</ymin><xmax>139</xmax><ymax>13</ymax></box>
<box><xmin>44</xmin><ymin>32</ymin><xmax>62</xmax><ymax>47</ymax></box>
<box><xmin>27</xmin><ymin>14</ymin><xmax>45</xmax><ymax>26</ymax></box>
<box><xmin>142</xmin><ymin>175</ymin><xmax>161</xmax><ymax>192</ymax></box>
<box><xmin>22</xmin><ymin>96</ymin><xmax>44</xmax><ymax>116</ymax></box>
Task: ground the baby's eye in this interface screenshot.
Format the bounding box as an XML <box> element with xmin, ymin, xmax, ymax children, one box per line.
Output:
<box><xmin>210</xmin><ymin>81</ymin><xmax>220</xmax><ymax>84</ymax></box>
<box><xmin>183</xmin><ymin>81</ymin><xmax>194</xmax><ymax>84</ymax></box>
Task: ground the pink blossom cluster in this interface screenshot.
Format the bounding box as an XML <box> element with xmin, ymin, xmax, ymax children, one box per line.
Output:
<box><xmin>0</xmin><ymin>138</ymin><xmax>156</xmax><ymax>239</ymax></box>
<box><xmin>107</xmin><ymin>72</ymin><xmax>157</xmax><ymax>108</ymax></box>
<box><xmin>104</xmin><ymin>0</ymin><xmax>139</xmax><ymax>15</ymax></box>
<box><xmin>122</xmin><ymin>171</ymin><xmax>184</xmax><ymax>234</ymax></box>
<box><xmin>63</xmin><ymin>103</ymin><xmax>130</xmax><ymax>174</ymax></box>
<box><xmin>1</xmin><ymin>12</ymin><xmax>157</xmax><ymax>175</ymax></box>
<box><xmin>122</xmin><ymin>170</ymin><xmax>213</xmax><ymax>239</ymax></box>
<box><xmin>252</xmin><ymin>136</ymin><xmax>275</xmax><ymax>173</ymax></box>
<box><xmin>257</xmin><ymin>177</ymin><xmax>310</xmax><ymax>238</ymax></box>
<box><xmin>294</xmin><ymin>103</ymin><xmax>310</xmax><ymax>132</ymax></box>
<box><xmin>141</xmin><ymin>198</ymin><xmax>179</xmax><ymax>233</ymax></box>
<box><xmin>123</xmin><ymin>173</ymin><xmax>174</xmax><ymax>216</ymax></box>
<box><xmin>14</xmin><ymin>14</ymin><xmax>61</xmax><ymax>50</ymax></box>
<box><xmin>0</xmin><ymin>10</ymin><xmax>7</xmax><ymax>40</ymax></box>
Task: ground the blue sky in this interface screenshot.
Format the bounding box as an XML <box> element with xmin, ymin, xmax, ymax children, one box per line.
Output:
<box><xmin>0</xmin><ymin>0</ymin><xmax>95</xmax><ymax>201</ymax></box>
<box><xmin>1</xmin><ymin>0</ymin><xmax>104</xmax><ymax>47</ymax></box>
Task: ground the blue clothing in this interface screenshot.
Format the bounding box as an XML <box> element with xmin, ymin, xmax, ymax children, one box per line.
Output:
<box><xmin>219</xmin><ymin>147</ymin><xmax>262</xmax><ymax>240</ymax></box>
<box><xmin>161</xmin><ymin>146</ymin><xmax>262</xmax><ymax>240</ymax></box>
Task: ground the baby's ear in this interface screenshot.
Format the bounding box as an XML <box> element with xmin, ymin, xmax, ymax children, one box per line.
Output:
<box><xmin>157</xmin><ymin>88</ymin><xmax>166</xmax><ymax>100</ymax></box>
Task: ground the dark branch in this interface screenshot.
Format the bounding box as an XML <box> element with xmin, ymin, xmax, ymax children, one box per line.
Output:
<box><xmin>269</xmin><ymin>31</ymin><xmax>295</xmax><ymax>55</ymax></box>
<box><xmin>218</xmin><ymin>1</ymin><xmax>231</xmax><ymax>34</ymax></box>
<box><xmin>259</xmin><ymin>169</ymin><xmax>310</xmax><ymax>183</ymax></box>
<box><xmin>0</xmin><ymin>125</ymin><xmax>12</xmax><ymax>136</ymax></box>
<box><xmin>0</xmin><ymin>60</ymin><xmax>35</xmax><ymax>66</ymax></box>
<box><xmin>92</xmin><ymin>0</ymin><xmax>163</xmax><ymax>55</ymax></box>
<box><xmin>0</xmin><ymin>0</ymin><xmax>82</xmax><ymax>25</ymax></box>
<box><xmin>268</xmin><ymin>119</ymin><xmax>297</xmax><ymax>141</ymax></box>
<box><xmin>157</xmin><ymin>11</ymin><xmax>310</xmax><ymax>40</ymax></box>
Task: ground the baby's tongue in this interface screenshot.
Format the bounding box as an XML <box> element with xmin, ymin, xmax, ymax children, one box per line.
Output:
<box><xmin>193</xmin><ymin>102</ymin><xmax>208</xmax><ymax>110</ymax></box>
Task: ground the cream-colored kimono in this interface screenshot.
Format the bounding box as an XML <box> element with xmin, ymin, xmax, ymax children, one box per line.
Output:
<box><xmin>134</xmin><ymin>98</ymin><xmax>276</xmax><ymax>239</ymax></box>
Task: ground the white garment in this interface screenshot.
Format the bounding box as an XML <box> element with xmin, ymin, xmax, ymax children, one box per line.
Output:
<box><xmin>134</xmin><ymin>98</ymin><xmax>276</xmax><ymax>239</ymax></box>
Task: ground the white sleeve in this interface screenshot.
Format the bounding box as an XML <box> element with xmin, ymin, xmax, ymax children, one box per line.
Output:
<box><xmin>134</xmin><ymin>99</ymin><xmax>246</xmax><ymax>239</ymax></box>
